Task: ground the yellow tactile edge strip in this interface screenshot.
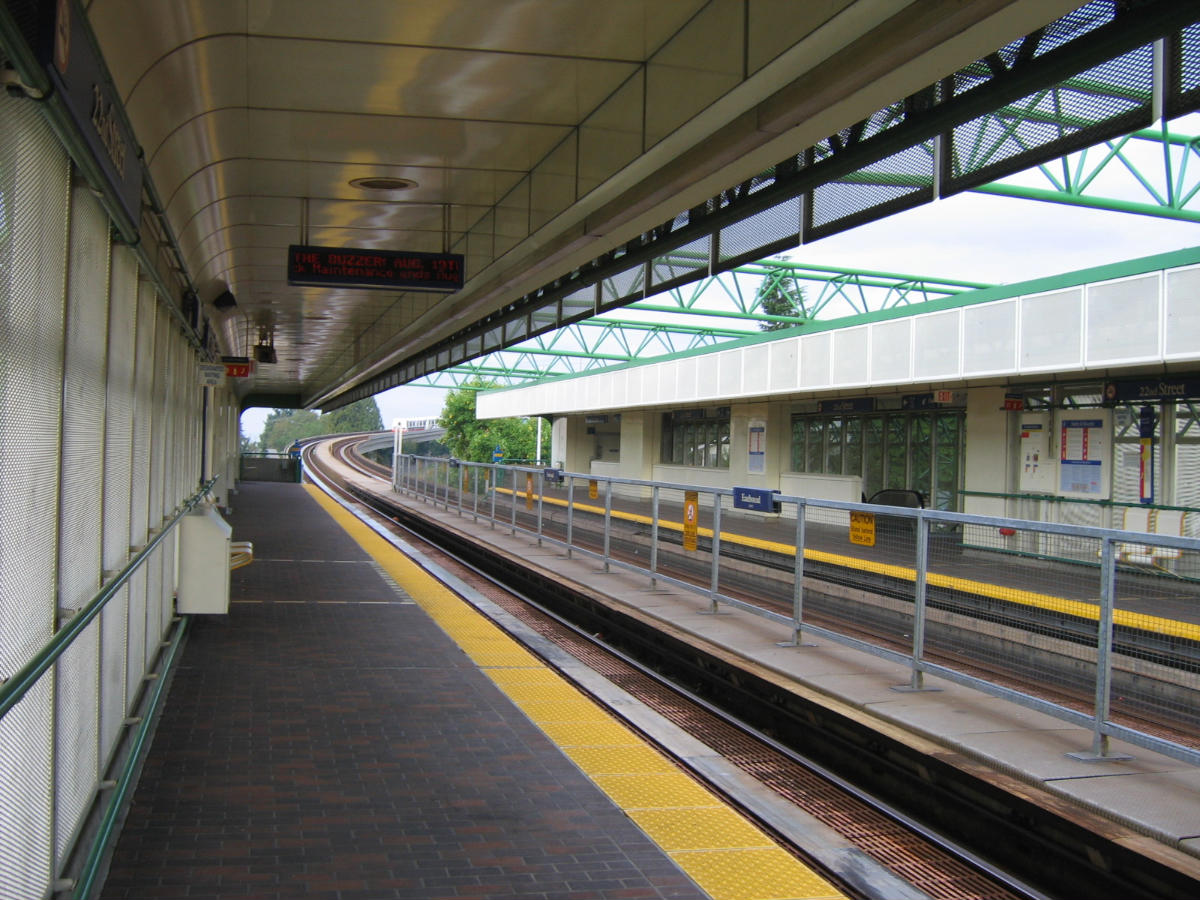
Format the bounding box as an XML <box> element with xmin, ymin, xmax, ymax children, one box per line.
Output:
<box><xmin>304</xmin><ymin>484</ymin><xmax>846</xmax><ymax>900</ymax></box>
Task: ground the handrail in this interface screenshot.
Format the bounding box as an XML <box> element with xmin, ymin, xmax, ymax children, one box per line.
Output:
<box><xmin>959</xmin><ymin>488</ymin><xmax>1200</xmax><ymax>514</ymax></box>
<box><xmin>0</xmin><ymin>477</ymin><xmax>218</xmax><ymax>721</ymax></box>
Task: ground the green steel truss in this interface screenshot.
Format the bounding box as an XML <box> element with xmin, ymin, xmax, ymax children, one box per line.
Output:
<box><xmin>410</xmin><ymin>108</ymin><xmax>1200</xmax><ymax>393</ymax></box>
<box><xmin>409</xmin><ymin>261</ymin><xmax>992</xmax><ymax>389</ymax></box>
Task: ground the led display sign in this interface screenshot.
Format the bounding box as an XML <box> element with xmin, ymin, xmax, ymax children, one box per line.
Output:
<box><xmin>286</xmin><ymin>245</ymin><xmax>464</xmax><ymax>292</ymax></box>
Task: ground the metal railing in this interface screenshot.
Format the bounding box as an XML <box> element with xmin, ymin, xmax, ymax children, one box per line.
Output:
<box><xmin>0</xmin><ymin>478</ymin><xmax>218</xmax><ymax>899</ymax></box>
<box><xmin>394</xmin><ymin>455</ymin><xmax>1200</xmax><ymax>767</ymax></box>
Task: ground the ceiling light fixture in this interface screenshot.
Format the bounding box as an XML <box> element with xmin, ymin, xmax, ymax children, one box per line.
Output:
<box><xmin>350</xmin><ymin>176</ymin><xmax>418</xmax><ymax>192</ymax></box>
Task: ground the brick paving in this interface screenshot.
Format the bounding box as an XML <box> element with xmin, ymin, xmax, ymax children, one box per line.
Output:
<box><xmin>99</xmin><ymin>482</ymin><xmax>705</xmax><ymax>899</ymax></box>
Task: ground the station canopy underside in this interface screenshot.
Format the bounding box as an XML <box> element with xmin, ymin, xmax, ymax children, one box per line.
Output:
<box><xmin>7</xmin><ymin>1</ymin><xmax>1197</xmax><ymax>411</ymax></box>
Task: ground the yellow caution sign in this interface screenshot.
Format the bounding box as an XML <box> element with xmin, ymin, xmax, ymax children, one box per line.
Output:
<box><xmin>850</xmin><ymin>511</ymin><xmax>876</xmax><ymax>546</ymax></box>
<box><xmin>683</xmin><ymin>491</ymin><xmax>699</xmax><ymax>552</ymax></box>
<box><xmin>588</xmin><ymin>479</ymin><xmax>598</xmax><ymax>500</ymax></box>
<box><xmin>526</xmin><ymin>473</ymin><xmax>534</xmax><ymax>509</ymax></box>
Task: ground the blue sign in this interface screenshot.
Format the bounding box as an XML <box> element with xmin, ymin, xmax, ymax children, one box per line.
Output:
<box><xmin>732</xmin><ymin>487</ymin><xmax>780</xmax><ymax>513</ymax></box>
<box><xmin>492</xmin><ymin>446</ymin><xmax>503</xmax><ymax>463</ymax></box>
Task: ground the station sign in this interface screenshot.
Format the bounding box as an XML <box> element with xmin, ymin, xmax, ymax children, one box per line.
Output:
<box><xmin>817</xmin><ymin>397</ymin><xmax>875</xmax><ymax>414</ymax></box>
<box><xmin>25</xmin><ymin>0</ymin><xmax>143</xmax><ymax>233</ymax></box>
<box><xmin>1104</xmin><ymin>377</ymin><xmax>1200</xmax><ymax>403</ymax></box>
<box><xmin>287</xmin><ymin>244</ymin><xmax>464</xmax><ymax>292</ymax></box>
<box><xmin>732</xmin><ymin>487</ymin><xmax>780</xmax><ymax>513</ymax></box>
<box><xmin>197</xmin><ymin>364</ymin><xmax>226</xmax><ymax>387</ymax></box>
<box><xmin>221</xmin><ymin>357</ymin><xmax>254</xmax><ymax>378</ymax></box>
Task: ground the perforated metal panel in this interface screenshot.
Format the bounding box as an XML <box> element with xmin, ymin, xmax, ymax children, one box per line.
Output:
<box><xmin>945</xmin><ymin>38</ymin><xmax>1154</xmax><ymax>195</ymax></box>
<box><xmin>54</xmin><ymin>181</ymin><xmax>112</xmax><ymax>864</ymax></box>
<box><xmin>101</xmin><ymin>247</ymin><xmax>139</xmax><ymax>742</ymax></box>
<box><xmin>0</xmin><ymin>90</ymin><xmax>68</xmax><ymax>900</ymax></box>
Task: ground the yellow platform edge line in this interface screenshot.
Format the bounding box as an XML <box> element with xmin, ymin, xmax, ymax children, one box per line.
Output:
<box><xmin>303</xmin><ymin>483</ymin><xmax>847</xmax><ymax>900</ymax></box>
<box><xmin>496</xmin><ymin>487</ymin><xmax>1200</xmax><ymax>642</ymax></box>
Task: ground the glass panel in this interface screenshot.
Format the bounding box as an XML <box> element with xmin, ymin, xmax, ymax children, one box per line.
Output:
<box><xmin>791</xmin><ymin>420</ymin><xmax>805</xmax><ymax>472</ymax></box>
<box><xmin>806</xmin><ymin>419</ymin><xmax>824</xmax><ymax>473</ymax></box>
<box><xmin>886</xmin><ymin>416</ymin><xmax>908</xmax><ymax>489</ymax></box>
<box><xmin>844</xmin><ymin>418</ymin><xmax>862</xmax><ymax>479</ymax></box>
<box><xmin>910</xmin><ymin>416</ymin><xmax>932</xmax><ymax>503</ymax></box>
<box><xmin>673</xmin><ymin>424</ymin><xmax>685</xmax><ymax>464</ymax></box>
<box><xmin>719</xmin><ymin>422</ymin><xmax>730</xmax><ymax>468</ymax></box>
<box><xmin>863</xmin><ymin>416</ymin><xmax>883</xmax><ymax>499</ymax></box>
<box><xmin>933</xmin><ymin>414</ymin><xmax>962</xmax><ymax>511</ymax></box>
<box><xmin>827</xmin><ymin>418</ymin><xmax>843</xmax><ymax>475</ymax></box>
<box><xmin>684</xmin><ymin>424</ymin><xmax>696</xmax><ymax>466</ymax></box>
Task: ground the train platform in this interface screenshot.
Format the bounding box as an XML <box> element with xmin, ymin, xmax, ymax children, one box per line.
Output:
<box><xmin>96</xmin><ymin>482</ymin><xmax>848</xmax><ymax>900</ymax></box>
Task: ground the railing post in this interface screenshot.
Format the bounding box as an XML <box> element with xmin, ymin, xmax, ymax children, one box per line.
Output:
<box><xmin>709</xmin><ymin>495</ymin><xmax>722</xmax><ymax>613</ymax></box>
<box><xmin>649</xmin><ymin>485</ymin><xmax>660</xmax><ymax>587</ymax></box>
<box><xmin>536</xmin><ymin>471</ymin><xmax>544</xmax><ymax>546</ymax></box>
<box><xmin>1070</xmin><ymin>536</ymin><xmax>1132</xmax><ymax>761</ymax></box>
<box><xmin>895</xmin><ymin>511</ymin><xmax>937</xmax><ymax>692</ymax></box>
<box><xmin>782</xmin><ymin>500</ymin><xmax>807</xmax><ymax>646</ymax></box>
<box><xmin>456</xmin><ymin>463</ymin><xmax>464</xmax><ymax>518</ymax></box>
<box><xmin>489</xmin><ymin>466</ymin><xmax>497</xmax><ymax>528</ymax></box>
<box><xmin>510</xmin><ymin>466</ymin><xmax>518</xmax><ymax>535</ymax></box>
<box><xmin>472</xmin><ymin>465</ymin><xmax>480</xmax><ymax>522</ymax></box>
<box><xmin>603</xmin><ymin>480</ymin><xmax>613</xmax><ymax>573</ymax></box>
<box><xmin>566</xmin><ymin>474</ymin><xmax>575</xmax><ymax>559</ymax></box>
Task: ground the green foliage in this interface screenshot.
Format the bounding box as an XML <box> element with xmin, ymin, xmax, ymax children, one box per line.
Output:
<box><xmin>322</xmin><ymin>397</ymin><xmax>383</xmax><ymax>433</ymax></box>
<box><xmin>756</xmin><ymin>269</ymin><xmax>806</xmax><ymax>332</ymax></box>
<box><xmin>259</xmin><ymin>408</ymin><xmax>324</xmax><ymax>451</ymax></box>
<box><xmin>438</xmin><ymin>378</ymin><xmax>549</xmax><ymax>463</ymax></box>
<box><xmin>256</xmin><ymin>397</ymin><xmax>384</xmax><ymax>451</ymax></box>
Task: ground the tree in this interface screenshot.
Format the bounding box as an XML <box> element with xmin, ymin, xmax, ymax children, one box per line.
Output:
<box><xmin>755</xmin><ymin>268</ymin><xmax>806</xmax><ymax>332</ymax></box>
<box><xmin>439</xmin><ymin>378</ymin><xmax>548</xmax><ymax>463</ymax></box>
<box><xmin>322</xmin><ymin>397</ymin><xmax>383</xmax><ymax>433</ymax></box>
<box><xmin>259</xmin><ymin>408</ymin><xmax>324</xmax><ymax>451</ymax></box>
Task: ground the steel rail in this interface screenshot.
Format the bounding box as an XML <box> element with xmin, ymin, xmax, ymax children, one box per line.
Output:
<box><xmin>311</xmin><ymin>439</ymin><xmax>1045</xmax><ymax>900</ymax></box>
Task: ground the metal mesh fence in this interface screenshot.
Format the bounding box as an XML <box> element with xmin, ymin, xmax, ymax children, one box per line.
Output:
<box><xmin>0</xmin><ymin>90</ymin><xmax>67</xmax><ymax>899</ymax></box>
<box><xmin>393</xmin><ymin>458</ymin><xmax>1200</xmax><ymax>762</ymax></box>
<box><xmin>944</xmin><ymin>42</ymin><xmax>1154</xmax><ymax>195</ymax></box>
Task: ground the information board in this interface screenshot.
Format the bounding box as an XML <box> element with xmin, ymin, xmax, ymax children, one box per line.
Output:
<box><xmin>287</xmin><ymin>244</ymin><xmax>464</xmax><ymax>292</ymax></box>
<box><xmin>1056</xmin><ymin>409</ymin><xmax>1111</xmax><ymax>499</ymax></box>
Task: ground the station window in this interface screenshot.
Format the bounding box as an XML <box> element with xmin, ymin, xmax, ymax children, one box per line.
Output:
<box><xmin>661</xmin><ymin>410</ymin><xmax>731</xmax><ymax>469</ymax></box>
<box><xmin>791</xmin><ymin>410</ymin><xmax>964</xmax><ymax>510</ymax></box>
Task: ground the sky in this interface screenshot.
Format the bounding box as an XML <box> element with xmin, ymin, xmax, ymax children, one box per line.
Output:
<box><xmin>240</xmin><ymin>131</ymin><xmax>1200</xmax><ymax>441</ymax></box>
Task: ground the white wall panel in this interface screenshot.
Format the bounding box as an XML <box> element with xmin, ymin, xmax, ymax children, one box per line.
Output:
<box><xmin>1166</xmin><ymin>266</ymin><xmax>1200</xmax><ymax>360</ymax></box>
<box><xmin>799</xmin><ymin>332</ymin><xmax>831</xmax><ymax>387</ymax></box>
<box><xmin>963</xmin><ymin>300</ymin><xmax>1017</xmax><ymax>374</ymax></box>
<box><xmin>832</xmin><ymin>326</ymin><xmax>869</xmax><ymax>386</ymax></box>
<box><xmin>870</xmin><ymin>318</ymin><xmax>911</xmax><ymax>382</ymax></box>
<box><xmin>743</xmin><ymin>346</ymin><xmax>769</xmax><ymax>396</ymax></box>
<box><xmin>1086</xmin><ymin>274</ymin><xmax>1159</xmax><ymax>364</ymax></box>
<box><xmin>1020</xmin><ymin>288</ymin><xmax>1082</xmax><ymax>371</ymax></box>
<box><xmin>677</xmin><ymin>357</ymin><xmax>697</xmax><ymax>401</ymax></box>
<box><xmin>914</xmin><ymin>310</ymin><xmax>961</xmax><ymax>379</ymax></box>
<box><xmin>719</xmin><ymin>348</ymin><xmax>743</xmax><ymax>396</ymax></box>
<box><xmin>697</xmin><ymin>351</ymin><xmax>720</xmax><ymax>398</ymax></box>
<box><xmin>768</xmin><ymin>338</ymin><xmax>798</xmax><ymax>391</ymax></box>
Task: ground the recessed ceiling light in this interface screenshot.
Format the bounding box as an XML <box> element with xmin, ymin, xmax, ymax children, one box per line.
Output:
<box><xmin>350</xmin><ymin>176</ymin><xmax>418</xmax><ymax>192</ymax></box>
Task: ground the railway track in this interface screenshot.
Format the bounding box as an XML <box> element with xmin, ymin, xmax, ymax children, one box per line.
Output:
<box><xmin>304</xmin><ymin>436</ymin><xmax>1200</xmax><ymax>900</ymax></box>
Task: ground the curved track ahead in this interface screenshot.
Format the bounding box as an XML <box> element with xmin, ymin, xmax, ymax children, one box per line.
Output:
<box><xmin>303</xmin><ymin>436</ymin><xmax>1200</xmax><ymax>900</ymax></box>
